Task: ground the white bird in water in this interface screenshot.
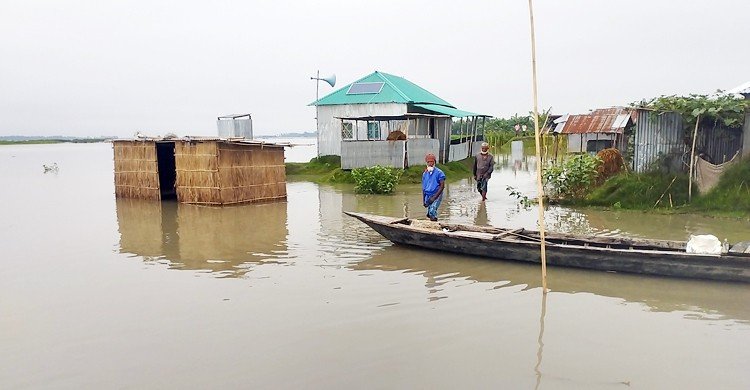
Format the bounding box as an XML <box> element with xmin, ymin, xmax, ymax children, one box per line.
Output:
<box><xmin>42</xmin><ymin>162</ymin><xmax>58</xmax><ymax>173</ymax></box>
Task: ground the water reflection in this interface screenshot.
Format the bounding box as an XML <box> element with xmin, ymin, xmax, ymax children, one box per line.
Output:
<box><xmin>116</xmin><ymin>198</ymin><xmax>289</xmax><ymax>276</ymax></box>
<box><xmin>350</xmin><ymin>244</ymin><xmax>750</xmax><ymax>323</ymax></box>
<box><xmin>535</xmin><ymin>292</ymin><xmax>547</xmax><ymax>390</ymax></box>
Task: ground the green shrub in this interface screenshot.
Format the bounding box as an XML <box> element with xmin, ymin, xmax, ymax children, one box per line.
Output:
<box><xmin>351</xmin><ymin>165</ymin><xmax>402</xmax><ymax>194</ymax></box>
<box><xmin>544</xmin><ymin>154</ymin><xmax>602</xmax><ymax>199</ymax></box>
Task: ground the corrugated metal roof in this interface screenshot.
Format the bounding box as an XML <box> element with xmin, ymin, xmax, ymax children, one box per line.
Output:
<box><xmin>413</xmin><ymin>103</ymin><xmax>485</xmax><ymax>118</ymax></box>
<box><xmin>312</xmin><ymin>71</ymin><xmax>452</xmax><ymax>107</ymax></box>
<box><xmin>727</xmin><ymin>81</ymin><xmax>750</xmax><ymax>95</ymax></box>
<box><xmin>556</xmin><ymin>107</ymin><xmax>633</xmax><ymax>134</ymax></box>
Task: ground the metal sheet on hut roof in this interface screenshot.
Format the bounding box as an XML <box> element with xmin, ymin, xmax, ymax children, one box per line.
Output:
<box><xmin>113</xmin><ymin>136</ymin><xmax>288</xmax><ymax>148</ymax></box>
<box><xmin>556</xmin><ymin>107</ymin><xmax>633</xmax><ymax>134</ymax></box>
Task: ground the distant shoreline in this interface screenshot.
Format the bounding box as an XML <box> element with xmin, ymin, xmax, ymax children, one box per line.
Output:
<box><xmin>0</xmin><ymin>133</ymin><xmax>316</xmax><ymax>145</ymax></box>
<box><xmin>0</xmin><ymin>138</ymin><xmax>111</xmax><ymax>145</ymax></box>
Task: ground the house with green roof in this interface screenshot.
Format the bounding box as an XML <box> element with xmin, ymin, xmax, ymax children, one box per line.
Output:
<box><xmin>311</xmin><ymin>71</ymin><xmax>489</xmax><ymax>169</ymax></box>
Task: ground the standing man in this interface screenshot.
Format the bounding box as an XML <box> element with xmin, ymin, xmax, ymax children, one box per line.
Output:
<box><xmin>422</xmin><ymin>153</ymin><xmax>445</xmax><ymax>221</ymax></box>
<box><xmin>473</xmin><ymin>142</ymin><xmax>495</xmax><ymax>201</ymax></box>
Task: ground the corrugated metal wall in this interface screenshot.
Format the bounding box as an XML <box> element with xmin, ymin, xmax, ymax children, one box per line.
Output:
<box><xmin>407</xmin><ymin>139</ymin><xmax>440</xmax><ymax>167</ymax></box>
<box><xmin>744</xmin><ymin>112</ymin><xmax>750</xmax><ymax>159</ymax></box>
<box><xmin>695</xmin><ymin>122</ymin><xmax>743</xmax><ymax>164</ymax></box>
<box><xmin>217</xmin><ymin>117</ymin><xmax>253</xmax><ymax>139</ymax></box>
<box><xmin>633</xmin><ymin>110</ymin><xmax>685</xmax><ymax>173</ymax></box>
<box><xmin>340</xmin><ymin>139</ymin><xmax>440</xmax><ymax>169</ymax></box>
<box><xmin>341</xmin><ymin>140</ymin><xmax>406</xmax><ymax>169</ymax></box>
<box><xmin>448</xmin><ymin>143</ymin><xmax>470</xmax><ymax>162</ymax></box>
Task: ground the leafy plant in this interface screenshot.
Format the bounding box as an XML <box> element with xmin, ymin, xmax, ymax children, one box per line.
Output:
<box><xmin>506</xmin><ymin>185</ymin><xmax>533</xmax><ymax>209</ymax></box>
<box><xmin>544</xmin><ymin>154</ymin><xmax>602</xmax><ymax>199</ymax></box>
<box><xmin>632</xmin><ymin>93</ymin><xmax>750</xmax><ymax>130</ymax></box>
<box><xmin>351</xmin><ymin>165</ymin><xmax>402</xmax><ymax>194</ymax></box>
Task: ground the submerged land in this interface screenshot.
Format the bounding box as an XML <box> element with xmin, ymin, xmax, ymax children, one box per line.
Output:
<box><xmin>285</xmin><ymin>139</ymin><xmax>750</xmax><ymax>220</ymax></box>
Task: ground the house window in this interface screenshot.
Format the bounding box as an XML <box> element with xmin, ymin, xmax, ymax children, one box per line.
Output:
<box><xmin>586</xmin><ymin>139</ymin><xmax>612</xmax><ymax>154</ymax></box>
<box><xmin>341</xmin><ymin>122</ymin><xmax>353</xmax><ymax>140</ymax></box>
<box><xmin>367</xmin><ymin>122</ymin><xmax>380</xmax><ymax>140</ymax></box>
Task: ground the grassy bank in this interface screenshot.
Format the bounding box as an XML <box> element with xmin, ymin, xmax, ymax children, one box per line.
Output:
<box><xmin>689</xmin><ymin>160</ymin><xmax>750</xmax><ymax>216</ymax></box>
<box><xmin>286</xmin><ymin>155</ymin><xmax>473</xmax><ymax>184</ymax></box>
<box><xmin>568</xmin><ymin>159</ymin><xmax>750</xmax><ymax>218</ymax></box>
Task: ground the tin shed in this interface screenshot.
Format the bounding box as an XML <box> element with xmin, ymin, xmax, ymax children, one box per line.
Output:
<box><xmin>113</xmin><ymin>138</ymin><xmax>286</xmax><ymax>205</ymax></box>
<box><xmin>552</xmin><ymin>107</ymin><xmax>634</xmax><ymax>154</ymax></box>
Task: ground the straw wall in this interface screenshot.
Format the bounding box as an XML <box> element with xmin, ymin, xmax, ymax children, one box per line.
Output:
<box><xmin>174</xmin><ymin>141</ymin><xmax>221</xmax><ymax>204</ymax></box>
<box><xmin>116</xmin><ymin>140</ymin><xmax>286</xmax><ymax>205</ymax></box>
<box><xmin>113</xmin><ymin>141</ymin><xmax>160</xmax><ymax>200</ymax></box>
<box><xmin>216</xmin><ymin>143</ymin><xmax>287</xmax><ymax>204</ymax></box>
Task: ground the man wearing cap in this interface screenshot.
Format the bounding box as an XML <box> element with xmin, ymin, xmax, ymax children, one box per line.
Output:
<box><xmin>473</xmin><ymin>142</ymin><xmax>495</xmax><ymax>201</ymax></box>
<box><xmin>422</xmin><ymin>153</ymin><xmax>445</xmax><ymax>221</ymax></box>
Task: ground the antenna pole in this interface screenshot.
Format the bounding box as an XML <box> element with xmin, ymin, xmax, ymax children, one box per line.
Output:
<box><xmin>315</xmin><ymin>70</ymin><xmax>320</xmax><ymax>157</ymax></box>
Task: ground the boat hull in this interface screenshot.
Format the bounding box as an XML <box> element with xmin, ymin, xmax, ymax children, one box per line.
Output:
<box><xmin>345</xmin><ymin>212</ymin><xmax>750</xmax><ymax>284</ymax></box>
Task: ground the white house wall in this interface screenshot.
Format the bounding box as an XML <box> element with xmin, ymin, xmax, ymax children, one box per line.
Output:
<box><xmin>317</xmin><ymin>103</ymin><xmax>406</xmax><ymax>156</ymax></box>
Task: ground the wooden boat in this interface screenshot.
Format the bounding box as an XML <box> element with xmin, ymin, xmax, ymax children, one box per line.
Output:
<box><xmin>344</xmin><ymin>212</ymin><xmax>750</xmax><ymax>284</ymax></box>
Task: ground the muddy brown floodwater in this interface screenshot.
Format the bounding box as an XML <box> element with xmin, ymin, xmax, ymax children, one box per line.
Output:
<box><xmin>1</xmin><ymin>143</ymin><xmax>749</xmax><ymax>389</ymax></box>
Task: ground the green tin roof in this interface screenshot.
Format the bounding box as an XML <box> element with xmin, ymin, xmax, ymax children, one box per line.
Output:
<box><xmin>413</xmin><ymin>103</ymin><xmax>481</xmax><ymax>118</ymax></box>
<box><xmin>312</xmin><ymin>71</ymin><xmax>453</xmax><ymax>107</ymax></box>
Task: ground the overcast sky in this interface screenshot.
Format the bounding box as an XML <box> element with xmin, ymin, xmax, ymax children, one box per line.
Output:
<box><xmin>1</xmin><ymin>0</ymin><xmax>748</xmax><ymax>137</ymax></box>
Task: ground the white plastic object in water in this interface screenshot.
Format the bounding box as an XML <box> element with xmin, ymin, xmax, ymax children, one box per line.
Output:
<box><xmin>685</xmin><ymin>234</ymin><xmax>723</xmax><ymax>255</ymax></box>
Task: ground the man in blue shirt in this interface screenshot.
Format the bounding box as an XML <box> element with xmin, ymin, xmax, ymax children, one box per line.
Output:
<box><xmin>422</xmin><ymin>153</ymin><xmax>446</xmax><ymax>221</ymax></box>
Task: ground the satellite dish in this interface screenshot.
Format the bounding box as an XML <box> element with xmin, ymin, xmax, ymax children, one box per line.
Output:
<box><xmin>321</xmin><ymin>74</ymin><xmax>336</xmax><ymax>87</ymax></box>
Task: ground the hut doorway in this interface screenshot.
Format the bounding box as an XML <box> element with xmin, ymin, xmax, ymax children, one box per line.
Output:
<box><xmin>156</xmin><ymin>142</ymin><xmax>177</xmax><ymax>200</ymax></box>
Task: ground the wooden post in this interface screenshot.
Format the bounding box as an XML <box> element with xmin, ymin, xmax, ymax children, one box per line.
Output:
<box><xmin>539</xmin><ymin>114</ymin><xmax>550</xmax><ymax>170</ymax></box>
<box><xmin>688</xmin><ymin>115</ymin><xmax>700</xmax><ymax>202</ymax></box>
<box><xmin>553</xmin><ymin>134</ymin><xmax>559</xmax><ymax>163</ymax></box>
<box><xmin>482</xmin><ymin>116</ymin><xmax>487</xmax><ymax>144</ymax></box>
<box><xmin>528</xmin><ymin>0</ymin><xmax>548</xmax><ymax>293</ymax></box>
<box><xmin>460</xmin><ymin>117</ymin><xmax>464</xmax><ymax>143</ymax></box>
<box><xmin>444</xmin><ymin>119</ymin><xmax>450</xmax><ymax>163</ymax></box>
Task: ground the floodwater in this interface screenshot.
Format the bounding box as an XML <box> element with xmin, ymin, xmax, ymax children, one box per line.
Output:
<box><xmin>1</xmin><ymin>142</ymin><xmax>749</xmax><ymax>389</ymax></box>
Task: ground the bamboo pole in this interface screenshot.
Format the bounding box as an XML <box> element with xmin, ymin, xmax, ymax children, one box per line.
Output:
<box><xmin>688</xmin><ymin>115</ymin><xmax>700</xmax><ymax>202</ymax></box>
<box><xmin>528</xmin><ymin>0</ymin><xmax>548</xmax><ymax>293</ymax></box>
<box><xmin>653</xmin><ymin>176</ymin><xmax>677</xmax><ymax>208</ymax></box>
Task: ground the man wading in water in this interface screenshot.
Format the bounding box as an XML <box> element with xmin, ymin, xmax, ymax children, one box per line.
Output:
<box><xmin>422</xmin><ymin>153</ymin><xmax>445</xmax><ymax>221</ymax></box>
<box><xmin>473</xmin><ymin>142</ymin><xmax>495</xmax><ymax>201</ymax></box>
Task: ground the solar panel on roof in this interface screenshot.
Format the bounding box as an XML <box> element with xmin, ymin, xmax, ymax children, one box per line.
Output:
<box><xmin>346</xmin><ymin>82</ymin><xmax>384</xmax><ymax>95</ymax></box>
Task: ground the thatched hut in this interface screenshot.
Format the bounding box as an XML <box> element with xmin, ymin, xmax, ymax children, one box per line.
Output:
<box><xmin>113</xmin><ymin>138</ymin><xmax>287</xmax><ymax>205</ymax></box>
